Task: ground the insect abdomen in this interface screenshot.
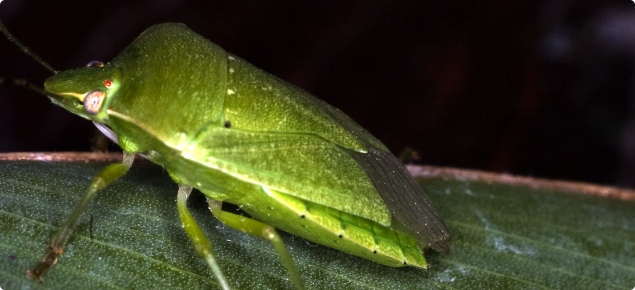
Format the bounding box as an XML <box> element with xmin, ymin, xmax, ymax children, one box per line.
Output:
<box><xmin>241</xmin><ymin>187</ymin><xmax>428</xmax><ymax>268</ymax></box>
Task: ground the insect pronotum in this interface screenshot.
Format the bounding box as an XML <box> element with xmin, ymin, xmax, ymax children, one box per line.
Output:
<box><xmin>0</xmin><ymin>21</ymin><xmax>451</xmax><ymax>290</ymax></box>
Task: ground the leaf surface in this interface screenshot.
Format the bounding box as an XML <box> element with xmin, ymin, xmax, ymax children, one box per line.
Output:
<box><xmin>0</xmin><ymin>154</ymin><xmax>633</xmax><ymax>290</ymax></box>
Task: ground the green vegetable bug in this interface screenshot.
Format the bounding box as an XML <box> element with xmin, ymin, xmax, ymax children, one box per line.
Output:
<box><xmin>1</xmin><ymin>21</ymin><xmax>450</xmax><ymax>289</ymax></box>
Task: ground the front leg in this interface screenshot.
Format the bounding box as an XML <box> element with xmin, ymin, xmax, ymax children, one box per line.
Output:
<box><xmin>28</xmin><ymin>152</ymin><xmax>135</xmax><ymax>282</ymax></box>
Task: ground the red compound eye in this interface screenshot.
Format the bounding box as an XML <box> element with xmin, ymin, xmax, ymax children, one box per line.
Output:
<box><xmin>104</xmin><ymin>80</ymin><xmax>112</xmax><ymax>87</ymax></box>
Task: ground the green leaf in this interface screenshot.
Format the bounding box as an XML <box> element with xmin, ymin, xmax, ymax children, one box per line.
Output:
<box><xmin>0</xmin><ymin>153</ymin><xmax>634</xmax><ymax>289</ymax></box>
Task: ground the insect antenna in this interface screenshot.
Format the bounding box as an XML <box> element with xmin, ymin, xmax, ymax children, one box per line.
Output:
<box><xmin>0</xmin><ymin>77</ymin><xmax>48</xmax><ymax>96</ymax></box>
<box><xmin>0</xmin><ymin>20</ymin><xmax>57</xmax><ymax>74</ymax></box>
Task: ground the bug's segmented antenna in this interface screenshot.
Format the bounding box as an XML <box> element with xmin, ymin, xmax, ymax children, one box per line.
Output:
<box><xmin>0</xmin><ymin>20</ymin><xmax>57</xmax><ymax>74</ymax></box>
<box><xmin>0</xmin><ymin>77</ymin><xmax>48</xmax><ymax>96</ymax></box>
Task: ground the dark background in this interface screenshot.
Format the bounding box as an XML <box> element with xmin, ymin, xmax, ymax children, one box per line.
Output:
<box><xmin>2</xmin><ymin>1</ymin><xmax>635</xmax><ymax>187</ymax></box>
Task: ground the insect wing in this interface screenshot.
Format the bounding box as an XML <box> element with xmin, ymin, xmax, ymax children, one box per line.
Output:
<box><xmin>183</xmin><ymin>126</ymin><xmax>392</xmax><ymax>226</ymax></box>
<box><xmin>349</xmin><ymin>146</ymin><xmax>451</xmax><ymax>253</ymax></box>
<box><xmin>219</xmin><ymin>53</ymin><xmax>450</xmax><ymax>253</ymax></box>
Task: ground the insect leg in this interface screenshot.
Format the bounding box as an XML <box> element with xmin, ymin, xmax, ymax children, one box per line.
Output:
<box><xmin>207</xmin><ymin>199</ymin><xmax>305</xmax><ymax>290</ymax></box>
<box><xmin>27</xmin><ymin>152</ymin><xmax>135</xmax><ymax>283</ymax></box>
<box><xmin>176</xmin><ymin>185</ymin><xmax>231</xmax><ymax>290</ymax></box>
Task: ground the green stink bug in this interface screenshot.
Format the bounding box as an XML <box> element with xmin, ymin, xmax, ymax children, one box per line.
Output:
<box><xmin>1</xmin><ymin>21</ymin><xmax>450</xmax><ymax>289</ymax></box>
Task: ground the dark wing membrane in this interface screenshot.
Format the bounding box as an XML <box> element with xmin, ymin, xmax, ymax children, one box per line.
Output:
<box><xmin>348</xmin><ymin>146</ymin><xmax>451</xmax><ymax>254</ymax></box>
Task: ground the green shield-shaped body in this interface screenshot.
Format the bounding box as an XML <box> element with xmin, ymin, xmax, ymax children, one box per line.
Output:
<box><xmin>44</xmin><ymin>23</ymin><xmax>450</xmax><ymax>271</ymax></box>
